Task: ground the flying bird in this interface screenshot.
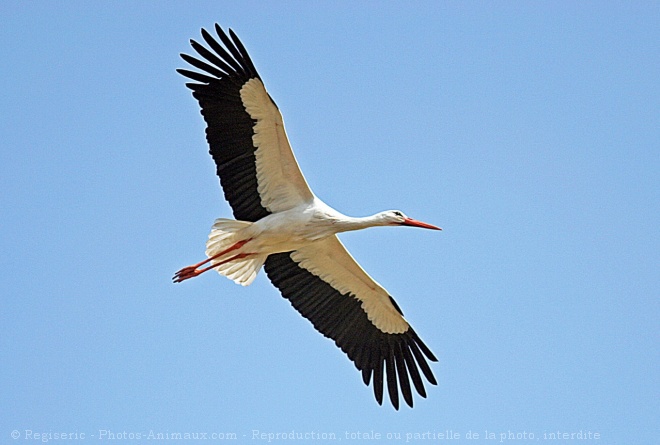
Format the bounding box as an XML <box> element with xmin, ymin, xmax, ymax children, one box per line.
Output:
<box><xmin>175</xmin><ymin>24</ymin><xmax>441</xmax><ymax>409</ymax></box>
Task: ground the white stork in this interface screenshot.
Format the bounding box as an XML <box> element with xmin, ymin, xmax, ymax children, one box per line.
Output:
<box><xmin>174</xmin><ymin>24</ymin><xmax>441</xmax><ymax>409</ymax></box>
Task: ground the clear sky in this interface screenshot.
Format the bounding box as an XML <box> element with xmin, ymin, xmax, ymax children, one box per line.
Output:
<box><xmin>1</xmin><ymin>1</ymin><xmax>658</xmax><ymax>444</ymax></box>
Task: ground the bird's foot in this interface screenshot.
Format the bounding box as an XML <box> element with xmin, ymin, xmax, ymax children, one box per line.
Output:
<box><xmin>173</xmin><ymin>266</ymin><xmax>202</xmax><ymax>283</ymax></box>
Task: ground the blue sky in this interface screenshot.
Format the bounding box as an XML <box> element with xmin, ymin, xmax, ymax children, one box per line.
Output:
<box><xmin>1</xmin><ymin>1</ymin><xmax>658</xmax><ymax>443</ymax></box>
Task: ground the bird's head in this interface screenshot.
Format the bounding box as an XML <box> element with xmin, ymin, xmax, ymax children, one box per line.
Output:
<box><xmin>380</xmin><ymin>210</ymin><xmax>442</xmax><ymax>230</ymax></box>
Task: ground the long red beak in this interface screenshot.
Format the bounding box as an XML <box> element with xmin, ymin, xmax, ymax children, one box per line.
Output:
<box><xmin>402</xmin><ymin>217</ymin><xmax>442</xmax><ymax>230</ymax></box>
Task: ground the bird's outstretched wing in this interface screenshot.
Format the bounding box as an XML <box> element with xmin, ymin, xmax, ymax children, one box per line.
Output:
<box><xmin>264</xmin><ymin>236</ymin><xmax>438</xmax><ymax>409</ymax></box>
<box><xmin>178</xmin><ymin>24</ymin><xmax>314</xmax><ymax>222</ymax></box>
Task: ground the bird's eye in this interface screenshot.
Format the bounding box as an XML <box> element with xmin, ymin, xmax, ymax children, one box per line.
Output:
<box><xmin>393</xmin><ymin>211</ymin><xmax>403</xmax><ymax>217</ymax></box>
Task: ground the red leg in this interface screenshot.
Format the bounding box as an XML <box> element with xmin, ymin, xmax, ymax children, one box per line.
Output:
<box><xmin>173</xmin><ymin>238</ymin><xmax>251</xmax><ymax>283</ymax></box>
<box><xmin>173</xmin><ymin>252</ymin><xmax>253</xmax><ymax>283</ymax></box>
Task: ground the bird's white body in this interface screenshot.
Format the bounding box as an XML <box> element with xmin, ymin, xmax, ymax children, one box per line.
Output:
<box><xmin>203</xmin><ymin>201</ymin><xmax>336</xmax><ymax>287</ymax></box>
<box><xmin>239</xmin><ymin>199</ymin><xmax>348</xmax><ymax>246</ymax></box>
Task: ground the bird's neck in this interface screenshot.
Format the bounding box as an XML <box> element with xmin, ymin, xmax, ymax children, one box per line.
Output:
<box><xmin>334</xmin><ymin>213</ymin><xmax>386</xmax><ymax>233</ymax></box>
<box><xmin>311</xmin><ymin>200</ymin><xmax>387</xmax><ymax>235</ymax></box>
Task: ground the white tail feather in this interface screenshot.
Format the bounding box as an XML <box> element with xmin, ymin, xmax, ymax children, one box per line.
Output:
<box><xmin>213</xmin><ymin>255</ymin><xmax>266</xmax><ymax>286</ymax></box>
<box><xmin>205</xmin><ymin>218</ymin><xmax>266</xmax><ymax>286</ymax></box>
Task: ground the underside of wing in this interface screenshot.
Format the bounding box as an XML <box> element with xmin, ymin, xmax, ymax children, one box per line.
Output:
<box><xmin>264</xmin><ymin>237</ymin><xmax>438</xmax><ymax>409</ymax></box>
<box><xmin>177</xmin><ymin>24</ymin><xmax>314</xmax><ymax>221</ymax></box>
